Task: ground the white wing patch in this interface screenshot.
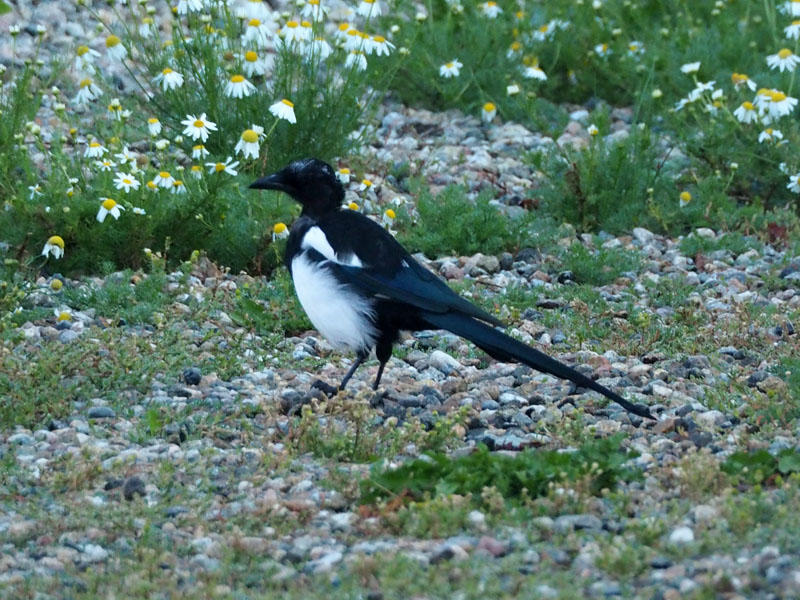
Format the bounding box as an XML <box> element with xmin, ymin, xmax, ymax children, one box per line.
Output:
<box><xmin>301</xmin><ymin>226</ymin><xmax>363</xmax><ymax>267</ymax></box>
<box><xmin>291</xmin><ymin>252</ymin><xmax>377</xmax><ymax>352</ymax></box>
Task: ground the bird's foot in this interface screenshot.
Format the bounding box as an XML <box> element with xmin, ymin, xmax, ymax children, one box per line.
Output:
<box><xmin>310</xmin><ymin>379</ymin><xmax>340</xmax><ymax>397</ymax></box>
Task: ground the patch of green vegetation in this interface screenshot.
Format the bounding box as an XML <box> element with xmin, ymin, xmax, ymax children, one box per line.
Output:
<box><xmin>721</xmin><ymin>449</ymin><xmax>800</xmax><ymax>485</ymax></box>
<box><xmin>61</xmin><ymin>270</ymin><xmax>170</xmax><ymax>325</ymax></box>
<box><xmin>558</xmin><ymin>242</ymin><xmax>642</xmax><ymax>286</ymax></box>
<box><xmin>229</xmin><ymin>268</ymin><xmax>310</xmax><ymax>336</ymax></box>
<box><xmin>290</xmin><ymin>399</ymin><xmax>468</xmax><ymax>463</ymax></box>
<box><xmin>360</xmin><ymin>434</ymin><xmax>639</xmax><ymax>506</ymax></box>
<box><xmin>396</xmin><ymin>182</ymin><xmax>535</xmax><ymax>257</ymax></box>
<box><xmin>678</xmin><ymin>232</ymin><xmax>762</xmax><ymax>257</ymax></box>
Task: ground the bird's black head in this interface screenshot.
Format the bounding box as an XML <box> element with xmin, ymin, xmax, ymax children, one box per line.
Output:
<box><xmin>249</xmin><ymin>158</ymin><xmax>344</xmax><ymax>217</ymax></box>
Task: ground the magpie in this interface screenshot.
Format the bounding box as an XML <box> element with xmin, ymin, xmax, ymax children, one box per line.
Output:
<box><xmin>250</xmin><ymin>158</ymin><xmax>653</xmax><ymax>420</ymax></box>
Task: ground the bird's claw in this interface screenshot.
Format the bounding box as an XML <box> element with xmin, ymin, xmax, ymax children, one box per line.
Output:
<box><xmin>310</xmin><ymin>379</ymin><xmax>340</xmax><ymax>397</ymax></box>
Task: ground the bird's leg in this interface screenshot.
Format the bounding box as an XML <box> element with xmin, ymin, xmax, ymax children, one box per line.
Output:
<box><xmin>338</xmin><ymin>349</ymin><xmax>368</xmax><ymax>390</ymax></box>
<box><xmin>372</xmin><ymin>338</ymin><xmax>393</xmax><ymax>390</ymax></box>
<box><xmin>372</xmin><ymin>361</ymin><xmax>386</xmax><ymax>390</ymax></box>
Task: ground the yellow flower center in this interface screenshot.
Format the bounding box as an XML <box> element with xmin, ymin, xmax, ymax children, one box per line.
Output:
<box><xmin>373</xmin><ymin>35</ymin><xmax>386</xmax><ymax>43</ymax></box>
<box><xmin>149</xmin><ymin>117</ymin><xmax>159</xmax><ymax>124</ymax></box>
<box><xmin>89</xmin><ymin>141</ymin><xmax>101</xmax><ymax>148</ymax></box>
<box><xmin>286</xmin><ymin>20</ymin><xmax>298</xmax><ymax>28</ymax></box>
<box><xmin>123</xmin><ymin>178</ymin><xmax>132</xmax><ymax>185</ymax></box>
<box><xmin>79</xmin><ymin>78</ymin><xmax>92</xmax><ymax>88</ymax></box>
<box><xmin>362</xmin><ymin>178</ymin><xmax>372</xmax><ymax>187</ymax></box>
<box><xmin>339</xmin><ymin>168</ymin><xmax>350</xmax><ymax>174</ymax></box>
<box><xmin>245</xmin><ymin>50</ymin><xmax>258</xmax><ymax>62</ymax></box>
<box><xmin>147</xmin><ymin>181</ymin><xmax>157</xmax><ymax>189</ymax></box>
<box><xmin>215</xmin><ymin>163</ymin><xmax>225</xmax><ymax>172</ymax></box>
<box><xmin>48</xmin><ymin>235</ymin><xmax>65</xmax><ymax>248</ymax></box>
<box><xmin>193</xmin><ymin>119</ymin><xmax>204</xmax><ymax>128</ymax></box>
<box><xmin>385</xmin><ymin>209</ymin><xmax>396</xmax><ymax>219</ymax></box>
<box><xmin>106</xmin><ymin>35</ymin><xmax>120</xmax><ymax>48</ymax></box>
<box><xmin>249</xmin><ymin>18</ymin><xmax>261</xmax><ymax>27</ymax></box>
<box><xmin>58</xmin><ymin>311</ymin><xmax>71</xmax><ymax>322</ymax></box>
<box><xmin>301</xmin><ymin>21</ymin><xmax>312</xmax><ymax>28</ymax></box>
<box><xmin>309</xmin><ymin>0</ymin><xmax>319</xmax><ymax>4</ymax></box>
<box><xmin>510</xmin><ymin>41</ymin><xmax>521</xmax><ymax>51</ymax></box>
<box><xmin>273</xmin><ymin>222</ymin><xmax>287</xmax><ymax>233</ymax></box>
<box><xmin>242</xmin><ymin>129</ymin><xmax>259</xmax><ymax>143</ymax></box>
<box><xmin>192</xmin><ymin>165</ymin><xmax>202</xmax><ymax>172</ymax></box>
<box><xmin>742</xmin><ymin>101</ymin><xmax>754</xmax><ymax>110</ymax></box>
<box><xmin>446</xmin><ymin>62</ymin><xmax>454</xmax><ymax>68</ymax></box>
<box><xmin>771</xmin><ymin>91</ymin><xmax>788</xmax><ymax>102</ymax></box>
<box><xmin>174</xmin><ymin>180</ymin><xmax>183</xmax><ymax>187</ymax></box>
<box><xmin>778</xmin><ymin>48</ymin><xmax>793</xmax><ymax>59</ymax></box>
<box><xmin>339</xmin><ymin>23</ymin><xmax>349</xmax><ymax>32</ymax></box>
<box><xmin>766</xmin><ymin>128</ymin><xmax>774</xmax><ymax>134</ymax></box>
<box><xmin>162</xmin><ymin>67</ymin><xmax>173</xmax><ymax>75</ymax></box>
<box><xmin>281</xmin><ymin>99</ymin><xmax>294</xmax><ymax>107</ymax></box>
<box><xmin>102</xmin><ymin>198</ymin><xmax>117</xmax><ymax>210</ymax></box>
<box><xmin>348</xmin><ymin>202</ymin><xmax>359</xmax><ymax>210</ymax></box>
<box><xmin>231</xmin><ymin>74</ymin><xmax>245</xmax><ymax>83</ymax></box>
<box><xmin>483</xmin><ymin>102</ymin><xmax>496</xmax><ymax>112</ymax></box>
<box><xmin>159</xmin><ymin>171</ymin><xmax>170</xmax><ymax>179</ymax></box>
<box><xmin>77</xmin><ymin>45</ymin><xmax>89</xmax><ymax>56</ymax></box>
<box><xmin>679</xmin><ymin>191</ymin><xmax>691</xmax><ymax>203</ymax></box>
<box><xmin>538</xmin><ymin>24</ymin><xmax>549</xmax><ymax>33</ymax></box>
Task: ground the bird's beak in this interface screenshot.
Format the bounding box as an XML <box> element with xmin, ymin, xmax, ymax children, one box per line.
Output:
<box><xmin>249</xmin><ymin>171</ymin><xmax>292</xmax><ymax>193</ymax></box>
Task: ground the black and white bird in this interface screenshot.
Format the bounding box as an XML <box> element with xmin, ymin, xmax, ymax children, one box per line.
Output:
<box><xmin>250</xmin><ymin>158</ymin><xmax>653</xmax><ymax>419</ymax></box>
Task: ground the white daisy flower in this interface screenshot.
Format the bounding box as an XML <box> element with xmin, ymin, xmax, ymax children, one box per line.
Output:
<box><xmin>439</xmin><ymin>59</ymin><xmax>463</xmax><ymax>78</ymax></box>
<box><xmin>74</xmin><ymin>44</ymin><xmax>100</xmax><ymax>73</ymax></box>
<box><xmin>357</xmin><ymin>0</ymin><xmax>381</xmax><ymax>17</ymax></box>
<box><xmin>171</xmin><ymin>180</ymin><xmax>187</xmax><ymax>195</ymax></box>
<box><xmin>153</xmin><ymin>67</ymin><xmax>184</xmax><ymax>91</ymax></box>
<box><xmin>147</xmin><ymin>117</ymin><xmax>162</xmax><ymax>136</ymax></box>
<box><xmin>780</xmin><ymin>0</ymin><xmax>800</xmax><ymax>16</ymax></box>
<box><xmin>307</xmin><ymin>37</ymin><xmax>333</xmax><ymax>60</ymax></box>
<box><xmin>181</xmin><ymin>112</ymin><xmax>218</xmax><ymax>142</ymax></box>
<box><xmin>481</xmin><ymin>102</ymin><xmax>496</xmax><ymax>123</ymax></box>
<box><xmin>95</xmin><ymin>159</ymin><xmax>115</xmax><ymax>172</ymax></box>
<box><xmin>234</xmin><ymin>125</ymin><xmax>265</xmax><ymax>159</ymax></box>
<box><xmin>153</xmin><ymin>170</ymin><xmax>175</xmax><ymax>188</ymax></box>
<box><xmin>523</xmin><ymin>65</ymin><xmax>547</xmax><ymax>81</ymax></box>
<box><xmin>788</xmin><ymin>173</ymin><xmax>800</xmax><ymax>193</ymax></box>
<box><xmin>345</xmin><ymin>50</ymin><xmax>368</xmax><ymax>71</ymax></box>
<box><xmin>480</xmin><ymin>1</ymin><xmax>502</xmax><ymax>18</ymax></box>
<box><xmin>73</xmin><ymin>77</ymin><xmax>103</xmax><ymax>105</ymax></box>
<box><xmin>84</xmin><ymin>140</ymin><xmax>107</xmax><ymax>158</ymax></box>
<box><xmin>336</xmin><ymin>167</ymin><xmax>351</xmax><ymax>184</ymax></box>
<box><xmin>105</xmin><ymin>35</ymin><xmax>126</xmax><ymax>60</ymax></box>
<box><xmin>192</xmin><ymin>144</ymin><xmax>209</xmax><ymax>159</ymax></box>
<box><xmin>767</xmin><ymin>48</ymin><xmax>800</xmax><ymax>72</ymax></box>
<box><xmin>97</xmin><ymin>197</ymin><xmax>125</xmax><ymax>222</ymax></box>
<box><xmin>733</xmin><ymin>101</ymin><xmax>758</xmax><ymax>124</ymax></box>
<box><xmin>242</xmin><ymin>18</ymin><xmax>272</xmax><ymax>48</ymax></box>
<box><xmin>785</xmin><ymin>20</ymin><xmax>800</xmax><ymax>39</ymax></box>
<box><xmin>369</xmin><ymin>35</ymin><xmax>394</xmax><ymax>57</ymax></box>
<box><xmin>269</xmin><ymin>99</ymin><xmax>297</xmax><ymax>123</ymax></box>
<box><xmin>206</xmin><ymin>156</ymin><xmax>240</xmax><ymax>175</ymax></box>
<box><xmin>132</xmin><ymin>207</ymin><xmax>146</xmax><ymax>215</ymax></box>
<box><xmin>680</xmin><ymin>61</ymin><xmax>701</xmax><ymax>74</ymax></box>
<box><xmin>42</xmin><ymin>235</ymin><xmax>65</xmax><ymax>260</ymax></box>
<box><xmin>758</xmin><ymin>128</ymin><xmax>784</xmax><ymax>143</ymax></box>
<box><xmin>114</xmin><ymin>172</ymin><xmax>140</xmax><ymax>193</ymax></box>
<box><xmin>301</xmin><ymin>0</ymin><xmax>328</xmax><ymax>20</ymax></box>
<box><xmin>272</xmin><ymin>222</ymin><xmax>289</xmax><ymax>241</ymax></box>
<box><xmin>224</xmin><ymin>74</ymin><xmax>256</xmax><ymax>98</ymax></box>
<box><xmin>242</xmin><ymin>49</ymin><xmax>271</xmax><ymax>77</ymax></box>
<box><xmin>176</xmin><ymin>0</ymin><xmax>203</xmax><ymax>14</ymax></box>
<box><xmin>237</xmin><ymin>0</ymin><xmax>273</xmax><ymax>21</ymax></box>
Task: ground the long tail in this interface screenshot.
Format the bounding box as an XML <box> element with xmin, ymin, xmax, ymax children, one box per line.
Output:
<box><xmin>421</xmin><ymin>311</ymin><xmax>653</xmax><ymax>419</ymax></box>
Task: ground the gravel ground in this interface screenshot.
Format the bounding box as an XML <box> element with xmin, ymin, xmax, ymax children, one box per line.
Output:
<box><xmin>3</xmin><ymin>2</ymin><xmax>800</xmax><ymax>598</ymax></box>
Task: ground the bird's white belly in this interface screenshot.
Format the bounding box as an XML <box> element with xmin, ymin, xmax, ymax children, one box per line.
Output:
<box><xmin>291</xmin><ymin>252</ymin><xmax>377</xmax><ymax>352</ymax></box>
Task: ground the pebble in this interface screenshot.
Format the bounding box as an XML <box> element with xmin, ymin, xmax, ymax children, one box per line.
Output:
<box><xmin>669</xmin><ymin>526</ymin><xmax>695</xmax><ymax>545</ymax></box>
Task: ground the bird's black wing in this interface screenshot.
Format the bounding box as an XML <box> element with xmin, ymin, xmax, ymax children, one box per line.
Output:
<box><xmin>316</xmin><ymin>211</ymin><xmax>502</xmax><ymax>326</ymax></box>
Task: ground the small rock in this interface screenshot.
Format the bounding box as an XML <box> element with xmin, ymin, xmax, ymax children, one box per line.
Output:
<box><xmin>428</xmin><ymin>350</ymin><xmax>461</xmax><ymax>376</ymax></box>
<box><xmin>182</xmin><ymin>367</ymin><xmax>202</xmax><ymax>385</ymax></box>
<box><xmin>476</xmin><ymin>536</ymin><xmax>508</xmax><ymax>557</ymax></box>
<box><xmin>554</xmin><ymin>514</ymin><xmax>603</xmax><ymax>532</ymax></box>
<box><xmin>81</xmin><ymin>543</ymin><xmax>109</xmax><ymax>563</ymax></box>
<box><xmin>668</xmin><ymin>526</ymin><xmax>694</xmax><ymax>545</ymax></box>
<box><xmin>87</xmin><ymin>406</ymin><xmax>115</xmax><ymax>419</ymax></box>
<box><xmin>123</xmin><ymin>476</ymin><xmax>146</xmax><ymax>501</ymax></box>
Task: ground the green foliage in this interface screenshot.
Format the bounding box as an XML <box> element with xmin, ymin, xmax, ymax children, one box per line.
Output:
<box><xmin>558</xmin><ymin>242</ymin><xmax>642</xmax><ymax>286</ymax></box>
<box><xmin>360</xmin><ymin>433</ymin><xmax>640</xmax><ymax>505</ymax></box>
<box><xmin>721</xmin><ymin>448</ymin><xmax>800</xmax><ymax>485</ymax></box>
<box><xmin>0</xmin><ymin>1</ymin><xmax>397</xmax><ymax>275</ymax></box>
<box><xmin>396</xmin><ymin>182</ymin><xmax>533</xmax><ymax>256</ymax></box>
<box><xmin>62</xmin><ymin>270</ymin><xmax>170</xmax><ymax>325</ymax></box>
<box><xmin>678</xmin><ymin>231</ymin><xmax>762</xmax><ymax>257</ymax></box>
<box><xmin>291</xmin><ymin>401</ymin><xmax>467</xmax><ymax>463</ymax></box>
<box><xmin>230</xmin><ymin>268</ymin><xmax>311</xmax><ymax>336</ymax></box>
